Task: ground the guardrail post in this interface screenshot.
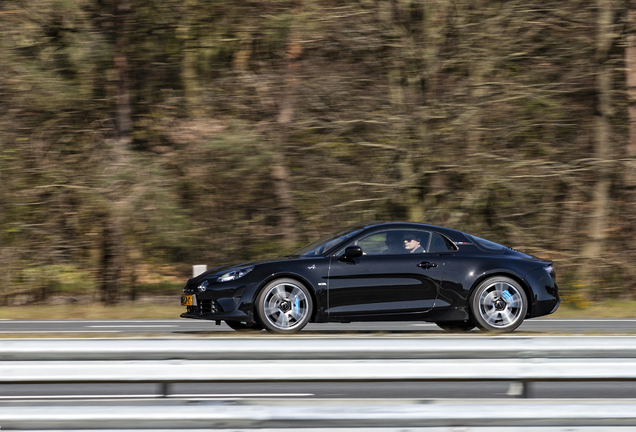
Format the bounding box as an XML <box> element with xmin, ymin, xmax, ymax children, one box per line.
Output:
<box><xmin>193</xmin><ymin>265</ymin><xmax>207</xmax><ymax>277</ymax></box>
<box><xmin>521</xmin><ymin>381</ymin><xmax>532</xmax><ymax>398</ymax></box>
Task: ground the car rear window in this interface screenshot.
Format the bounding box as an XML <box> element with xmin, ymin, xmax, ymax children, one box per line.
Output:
<box><xmin>428</xmin><ymin>232</ymin><xmax>457</xmax><ymax>252</ymax></box>
<box><xmin>465</xmin><ymin>234</ymin><xmax>507</xmax><ymax>252</ymax></box>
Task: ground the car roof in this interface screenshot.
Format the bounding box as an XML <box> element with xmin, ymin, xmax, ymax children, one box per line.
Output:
<box><xmin>357</xmin><ymin>221</ymin><xmax>469</xmax><ymax>242</ymax></box>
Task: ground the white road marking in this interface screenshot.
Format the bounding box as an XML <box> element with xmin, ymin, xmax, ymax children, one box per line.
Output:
<box><xmin>87</xmin><ymin>325</ymin><xmax>177</xmax><ymax>328</ymax></box>
<box><xmin>0</xmin><ymin>320</ymin><xmax>185</xmax><ymax>324</ymax></box>
<box><xmin>0</xmin><ymin>330</ymin><xmax>122</xmax><ymax>333</ymax></box>
<box><xmin>531</xmin><ymin>319</ymin><xmax>636</xmax><ymax>322</ymax></box>
<box><xmin>0</xmin><ymin>393</ymin><xmax>314</xmax><ymax>400</ymax></box>
<box><xmin>3</xmin><ymin>318</ymin><xmax>636</xmax><ymax>324</ymax></box>
<box><xmin>0</xmin><ymin>395</ymin><xmax>158</xmax><ymax>400</ymax></box>
<box><xmin>171</xmin><ymin>393</ymin><xmax>315</xmax><ymax>398</ymax></box>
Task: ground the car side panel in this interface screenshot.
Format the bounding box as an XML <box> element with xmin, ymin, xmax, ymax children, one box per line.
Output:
<box><xmin>251</xmin><ymin>259</ymin><xmax>331</xmax><ymax>319</ymax></box>
<box><xmin>326</xmin><ymin>254</ymin><xmax>442</xmax><ymax>319</ymax></box>
<box><xmin>431</xmin><ymin>252</ymin><xmax>558</xmax><ymax>321</ymax></box>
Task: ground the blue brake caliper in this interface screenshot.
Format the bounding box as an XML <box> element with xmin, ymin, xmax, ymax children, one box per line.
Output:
<box><xmin>502</xmin><ymin>290</ymin><xmax>514</xmax><ymax>304</ymax></box>
<box><xmin>293</xmin><ymin>296</ymin><xmax>300</xmax><ymax>316</ymax></box>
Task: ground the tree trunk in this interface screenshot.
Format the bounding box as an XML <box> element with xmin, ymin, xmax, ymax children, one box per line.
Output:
<box><xmin>114</xmin><ymin>0</ymin><xmax>132</xmax><ymax>141</ymax></box>
<box><xmin>628</xmin><ymin>2</ymin><xmax>636</xmax><ymax>160</ymax></box>
<box><xmin>97</xmin><ymin>0</ymin><xmax>134</xmax><ymax>305</ymax></box>
<box><xmin>625</xmin><ymin>0</ymin><xmax>636</xmax><ymax>296</ymax></box>
<box><xmin>400</xmin><ymin>0</ymin><xmax>450</xmax><ymax>222</ymax></box>
<box><xmin>182</xmin><ymin>46</ymin><xmax>201</xmax><ymax>116</ymax></box>
<box><xmin>181</xmin><ymin>0</ymin><xmax>201</xmax><ymax>117</ymax></box>
<box><xmin>581</xmin><ymin>0</ymin><xmax>615</xmax><ymax>296</ymax></box>
<box><xmin>272</xmin><ymin>7</ymin><xmax>303</xmax><ymax>249</ymax></box>
<box><xmin>100</xmin><ymin>213</ymin><xmax>123</xmax><ymax>305</ymax></box>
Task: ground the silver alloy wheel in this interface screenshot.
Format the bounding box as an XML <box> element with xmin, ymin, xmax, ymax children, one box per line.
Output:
<box><xmin>471</xmin><ymin>276</ymin><xmax>527</xmax><ymax>332</ymax></box>
<box><xmin>257</xmin><ymin>279</ymin><xmax>312</xmax><ymax>333</ymax></box>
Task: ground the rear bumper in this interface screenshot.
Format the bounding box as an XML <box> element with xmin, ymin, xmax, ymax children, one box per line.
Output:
<box><xmin>524</xmin><ymin>267</ymin><xmax>560</xmax><ymax>318</ymax></box>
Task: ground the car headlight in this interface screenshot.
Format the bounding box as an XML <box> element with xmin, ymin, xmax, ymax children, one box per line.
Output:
<box><xmin>197</xmin><ymin>280</ymin><xmax>209</xmax><ymax>292</ymax></box>
<box><xmin>217</xmin><ymin>266</ymin><xmax>255</xmax><ymax>283</ymax></box>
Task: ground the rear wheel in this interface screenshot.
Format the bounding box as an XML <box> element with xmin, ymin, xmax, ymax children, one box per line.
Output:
<box><xmin>256</xmin><ymin>278</ymin><xmax>313</xmax><ymax>333</ymax></box>
<box><xmin>436</xmin><ymin>320</ymin><xmax>476</xmax><ymax>332</ymax></box>
<box><xmin>470</xmin><ymin>276</ymin><xmax>527</xmax><ymax>332</ymax></box>
<box><xmin>225</xmin><ymin>321</ymin><xmax>263</xmax><ymax>332</ymax></box>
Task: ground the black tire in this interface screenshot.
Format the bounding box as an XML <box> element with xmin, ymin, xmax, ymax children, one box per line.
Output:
<box><xmin>225</xmin><ymin>321</ymin><xmax>263</xmax><ymax>332</ymax></box>
<box><xmin>256</xmin><ymin>278</ymin><xmax>313</xmax><ymax>334</ymax></box>
<box><xmin>470</xmin><ymin>276</ymin><xmax>528</xmax><ymax>332</ymax></box>
<box><xmin>436</xmin><ymin>320</ymin><xmax>476</xmax><ymax>332</ymax></box>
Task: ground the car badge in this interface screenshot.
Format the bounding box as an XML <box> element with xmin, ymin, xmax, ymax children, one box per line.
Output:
<box><xmin>308</xmin><ymin>264</ymin><xmax>316</xmax><ymax>270</ymax></box>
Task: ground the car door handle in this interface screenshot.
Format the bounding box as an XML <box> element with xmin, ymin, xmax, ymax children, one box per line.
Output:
<box><xmin>418</xmin><ymin>262</ymin><xmax>438</xmax><ymax>269</ymax></box>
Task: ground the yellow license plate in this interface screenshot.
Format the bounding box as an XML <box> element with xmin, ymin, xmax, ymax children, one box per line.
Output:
<box><xmin>181</xmin><ymin>295</ymin><xmax>193</xmax><ymax>306</ymax></box>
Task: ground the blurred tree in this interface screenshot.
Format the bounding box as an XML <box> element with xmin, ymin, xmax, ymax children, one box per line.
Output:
<box><xmin>1</xmin><ymin>0</ymin><xmax>636</xmax><ymax>304</ymax></box>
<box><xmin>270</xmin><ymin>3</ymin><xmax>303</xmax><ymax>249</ymax></box>
<box><xmin>626</xmin><ymin>0</ymin><xmax>636</xmax><ymax>296</ymax></box>
<box><xmin>580</xmin><ymin>0</ymin><xmax>615</xmax><ymax>297</ymax></box>
<box><xmin>114</xmin><ymin>0</ymin><xmax>133</xmax><ymax>140</ymax></box>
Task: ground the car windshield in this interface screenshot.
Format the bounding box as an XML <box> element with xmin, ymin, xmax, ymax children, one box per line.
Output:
<box><xmin>292</xmin><ymin>227</ymin><xmax>365</xmax><ymax>257</ymax></box>
<box><xmin>465</xmin><ymin>234</ymin><xmax>507</xmax><ymax>252</ymax></box>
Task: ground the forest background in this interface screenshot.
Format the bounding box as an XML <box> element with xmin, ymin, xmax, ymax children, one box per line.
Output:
<box><xmin>1</xmin><ymin>0</ymin><xmax>635</xmax><ymax>309</ymax></box>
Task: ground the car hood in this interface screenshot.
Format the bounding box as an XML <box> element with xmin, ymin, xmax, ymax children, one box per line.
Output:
<box><xmin>189</xmin><ymin>255</ymin><xmax>301</xmax><ymax>284</ymax></box>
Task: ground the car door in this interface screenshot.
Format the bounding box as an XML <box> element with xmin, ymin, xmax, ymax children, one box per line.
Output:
<box><xmin>325</xmin><ymin>229</ymin><xmax>443</xmax><ymax>318</ymax></box>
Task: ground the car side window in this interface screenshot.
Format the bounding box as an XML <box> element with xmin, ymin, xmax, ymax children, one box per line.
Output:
<box><xmin>347</xmin><ymin>230</ymin><xmax>432</xmax><ymax>255</ymax></box>
<box><xmin>428</xmin><ymin>232</ymin><xmax>457</xmax><ymax>253</ymax></box>
<box><xmin>356</xmin><ymin>232</ymin><xmax>391</xmax><ymax>255</ymax></box>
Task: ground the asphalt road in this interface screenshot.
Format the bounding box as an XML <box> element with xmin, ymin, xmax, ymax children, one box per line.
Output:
<box><xmin>1</xmin><ymin>317</ymin><xmax>636</xmax><ymax>335</ymax></box>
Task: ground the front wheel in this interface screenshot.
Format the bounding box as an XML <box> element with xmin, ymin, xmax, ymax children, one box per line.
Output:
<box><xmin>256</xmin><ymin>278</ymin><xmax>313</xmax><ymax>333</ymax></box>
<box><xmin>470</xmin><ymin>276</ymin><xmax>528</xmax><ymax>332</ymax></box>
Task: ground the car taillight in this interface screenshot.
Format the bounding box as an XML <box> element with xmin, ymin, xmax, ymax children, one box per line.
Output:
<box><xmin>545</xmin><ymin>265</ymin><xmax>556</xmax><ymax>282</ymax></box>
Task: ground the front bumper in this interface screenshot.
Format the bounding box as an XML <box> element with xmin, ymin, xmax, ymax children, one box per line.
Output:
<box><xmin>180</xmin><ymin>308</ymin><xmax>255</xmax><ymax>323</ymax></box>
<box><xmin>179</xmin><ymin>280</ymin><xmax>259</xmax><ymax>324</ymax></box>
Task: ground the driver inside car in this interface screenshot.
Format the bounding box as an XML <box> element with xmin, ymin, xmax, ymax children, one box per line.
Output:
<box><xmin>403</xmin><ymin>233</ymin><xmax>425</xmax><ymax>253</ymax></box>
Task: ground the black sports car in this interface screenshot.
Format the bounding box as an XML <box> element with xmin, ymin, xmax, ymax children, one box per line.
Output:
<box><xmin>180</xmin><ymin>222</ymin><xmax>559</xmax><ymax>333</ymax></box>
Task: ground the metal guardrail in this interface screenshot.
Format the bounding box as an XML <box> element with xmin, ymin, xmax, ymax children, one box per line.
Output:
<box><xmin>2</xmin><ymin>335</ymin><xmax>636</xmax><ymax>360</ymax></box>
<box><xmin>1</xmin><ymin>399</ymin><xmax>636</xmax><ymax>430</ymax></box>
<box><xmin>2</xmin><ymin>337</ymin><xmax>636</xmax><ymax>397</ymax></box>
<box><xmin>1</xmin><ymin>336</ymin><xmax>636</xmax><ymax>429</ymax></box>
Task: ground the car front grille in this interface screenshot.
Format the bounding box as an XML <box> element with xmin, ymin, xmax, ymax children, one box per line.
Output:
<box><xmin>199</xmin><ymin>299</ymin><xmax>220</xmax><ymax>314</ymax></box>
<box><xmin>186</xmin><ymin>299</ymin><xmax>222</xmax><ymax>315</ymax></box>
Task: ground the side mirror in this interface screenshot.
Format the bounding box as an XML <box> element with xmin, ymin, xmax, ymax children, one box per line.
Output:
<box><xmin>339</xmin><ymin>245</ymin><xmax>363</xmax><ymax>262</ymax></box>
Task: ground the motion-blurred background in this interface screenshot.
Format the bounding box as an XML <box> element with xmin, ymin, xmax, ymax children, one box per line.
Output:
<box><xmin>0</xmin><ymin>1</ymin><xmax>633</xmax><ymax>309</ymax></box>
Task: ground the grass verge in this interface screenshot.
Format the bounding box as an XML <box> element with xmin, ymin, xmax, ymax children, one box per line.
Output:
<box><xmin>0</xmin><ymin>300</ymin><xmax>635</xmax><ymax>320</ymax></box>
<box><xmin>551</xmin><ymin>300</ymin><xmax>636</xmax><ymax>318</ymax></box>
<box><xmin>0</xmin><ymin>302</ymin><xmax>182</xmax><ymax>320</ymax></box>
